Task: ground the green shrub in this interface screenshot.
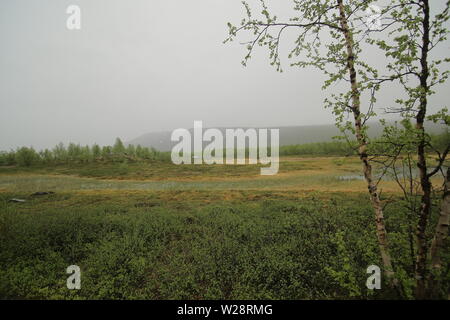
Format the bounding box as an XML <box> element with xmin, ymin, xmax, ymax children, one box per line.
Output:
<box><xmin>15</xmin><ymin>147</ymin><xmax>38</xmax><ymax>167</ymax></box>
<box><xmin>1</xmin><ymin>192</ymin><xmax>435</xmax><ymax>299</ymax></box>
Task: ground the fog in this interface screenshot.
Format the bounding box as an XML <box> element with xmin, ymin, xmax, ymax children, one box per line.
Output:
<box><xmin>0</xmin><ymin>0</ymin><xmax>448</xmax><ymax>151</ymax></box>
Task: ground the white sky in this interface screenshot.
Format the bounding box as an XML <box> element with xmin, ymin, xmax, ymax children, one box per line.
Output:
<box><xmin>0</xmin><ymin>0</ymin><xmax>449</xmax><ymax>150</ymax></box>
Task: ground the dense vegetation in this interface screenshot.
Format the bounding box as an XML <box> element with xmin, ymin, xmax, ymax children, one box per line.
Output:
<box><xmin>1</xmin><ymin>133</ymin><xmax>448</xmax><ymax>167</ymax></box>
<box><xmin>1</xmin><ymin>190</ymin><xmax>446</xmax><ymax>299</ymax></box>
<box><xmin>1</xmin><ymin>134</ymin><xmax>448</xmax><ymax>300</ymax></box>
<box><xmin>0</xmin><ymin>152</ymin><xmax>448</xmax><ymax>299</ymax></box>
<box><xmin>0</xmin><ymin>138</ymin><xmax>171</xmax><ymax>166</ymax></box>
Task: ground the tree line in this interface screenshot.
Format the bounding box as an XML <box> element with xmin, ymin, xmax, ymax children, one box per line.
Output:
<box><xmin>1</xmin><ymin>132</ymin><xmax>448</xmax><ymax>167</ymax></box>
<box><xmin>0</xmin><ymin>138</ymin><xmax>170</xmax><ymax>167</ymax></box>
<box><xmin>280</xmin><ymin>132</ymin><xmax>449</xmax><ymax>157</ymax></box>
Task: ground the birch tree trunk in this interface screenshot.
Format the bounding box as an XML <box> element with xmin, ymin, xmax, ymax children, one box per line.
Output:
<box><xmin>428</xmin><ymin>168</ymin><xmax>450</xmax><ymax>298</ymax></box>
<box><xmin>336</xmin><ymin>0</ymin><xmax>397</xmax><ymax>290</ymax></box>
<box><xmin>415</xmin><ymin>0</ymin><xmax>432</xmax><ymax>299</ymax></box>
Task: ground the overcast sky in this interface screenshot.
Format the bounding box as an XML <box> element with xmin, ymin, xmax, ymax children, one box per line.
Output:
<box><xmin>0</xmin><ymin>0</ymin><xmax>449</xmax><ymax>151</ymax></box>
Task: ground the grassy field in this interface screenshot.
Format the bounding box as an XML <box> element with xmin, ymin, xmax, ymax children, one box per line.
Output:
<box><xmin>0</xmin><ymin>157</ymin><xmax>448</xmax><ymax>299</ymax></box>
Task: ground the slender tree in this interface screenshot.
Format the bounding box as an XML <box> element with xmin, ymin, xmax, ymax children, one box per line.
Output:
<box><xmin>367</xmin><ymin>0</ymin><xmax>450</xmax><ymax>298</ymax></box>
<box><xmin>92</xmin><ymin>144</ymin><xmax>101</xmax><ymax>159</ymax></box>
<box><xmin>429</xmin><ymin>167</ymin><xmax>450</xmax><ymax>297</ymax></box>
<box><xmin>113</xmin><ymin>138</ymin><xmax>126</xmax><ymax>155</ymax></box>
<box><xmin>225</xmin><ymin>0</ymin><xmax>399</xmax><ymax>291</ymax></box>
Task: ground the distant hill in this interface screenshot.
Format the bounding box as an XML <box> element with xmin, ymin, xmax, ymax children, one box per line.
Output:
<box><xmin>126</xmin><ymin>122</ymin><xmax>447</xmax><ymax>151</ymax></box>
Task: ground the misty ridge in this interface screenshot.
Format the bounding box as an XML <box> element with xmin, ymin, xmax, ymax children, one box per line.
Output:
<box><xmin>127</xmin><ymin>121</ymin><xmax>447</xmax><ymax>152</ymax></box>
<box><xmin>2</xmin><ymin>120</ymin><xmax>447</xmax><ymax>169</ymax></box>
